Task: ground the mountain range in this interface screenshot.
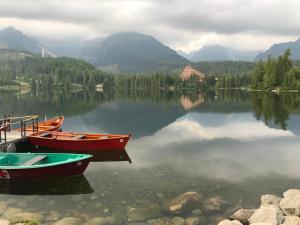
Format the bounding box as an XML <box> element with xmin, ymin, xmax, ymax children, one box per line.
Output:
<box><xmin>79</xmin><ymin>32</ymin><xmax>189</xmax><ymax>73</ymax></box>
<box><xmin>1</xmin><ymin>26</ymin><xmax>300</xmax><ymax>73</ymax></box>
<box><xmin>255</xmin><ymin>38</ymin><xmax>300</xmax><ymax>60</ymax></box>
<box><xmin>178</xmin><ymin>45</ymin><xmax>260</xmax><ymax>62</ymax></box>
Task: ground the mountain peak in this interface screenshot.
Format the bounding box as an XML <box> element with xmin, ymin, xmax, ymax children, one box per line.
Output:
<box><xmin>0</xmin><ymin>26</ymin><xmax>40</xmax><ymax>53</ymax></box>
<box><xmin>80</xmin><ymin>32</ymin><xmax>188</xmax><ymax>73</ymax></box>
<box><xmin>255</xmin><ymin>38</ymin><xmax>300</xmax><ymax>60</ymax></box>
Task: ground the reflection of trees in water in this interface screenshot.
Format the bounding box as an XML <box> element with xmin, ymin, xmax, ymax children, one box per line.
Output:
<box><xmin>251</xmin><ymin>93</ymin><xmax>300</xmax><ymax>130</ymax></box>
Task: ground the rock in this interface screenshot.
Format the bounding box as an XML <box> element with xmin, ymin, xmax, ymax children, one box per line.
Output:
<box><xmin>186</xmin><ymin>216</ymin><xmax>201</xmax><ymax>225</ymax></box>
<box><xmin>282</xmin><ymin>216</ymin><xmax>300</xmax><ymax>225</ymax></box>
<box><xmin>203</xmin><ymin>196</ymin><xmax>226</xmax><ymax>213</ymax></box>
<box><xmin>0</xmin><ymin>201</ymin><xmax>7</xmax><ymax>215</ymax></box>
<box><xmin>261</xmin><ymin>195</ymin><xmax>282</xmax><ymax>207</ymax></box>
<box><xmin>192</xmin><ymin>209</ymin><xmax>202</xmax><ymax>216</ymax></box>
<box><xmin>280</xmin><ymin>196</ymin><xmax>300</xmax><ymax>216</ymax></box>
<box><xmin>230</xmin><ymin>209</ymin><xmax>256</xmax><ymax>224</ymax></box>
<box><xmin>52</xmin><ymin>217</ymin><xmax>82</xmax><ymax>225</ymax></box>
<box><xmin>127</xmin><ymin>206</ymin><xmax>163</xmax><ymax>222</ymax></box>
<box><xmin>218</xmin><ymin>219</ymin><xmax>243</xmax><ymax>225</ymax></box>
<box><xmin>84</xmin><ymin>216</ymin><xmax>116</xmax><ymax>225</ymax></box>
<box><xmin>249</xmin><ymin>205</ymin><xmax>284</xmax><ymax>225</ymax></box>
<box><xmin>250</xmin><ymin>223</ymin><xmax>274</xmax><ymax>225</ymax></box>
<box><xmin>46</xmin><ymin>210</ymin><xmax>60</xmax><ymax>222</ymax></box>
<box><xmin>10</xmin><ymin>212</ymin><xmax>43</xmax><ymax>222</ymax></box>
<box><xmin>2</xmin><ymin>207</ymin><xmax>22</xmax><ymax>219</ymax></box>
<box><xmin>171</xmin><ymin>217</ymin><xmax>185</xmax><ymax>225</ymax></box>
<box><xmin>163</xmin><ymin>192</ymin><xmax>202</xmax><ymax>214</ymax></box>
<box><xmin>147</xmin><ymin>217</ymin><xmax>176</xmax><ymax>225</ymax></box>
<box><xmin>0</xmin><ymin>218</ymin><xmax>9</xmax><ymax>225</ymax></box>
<box><xmin>283</xmin><ymin>190</ymin><xmax>300</xmax><ymax>198</ymax></box>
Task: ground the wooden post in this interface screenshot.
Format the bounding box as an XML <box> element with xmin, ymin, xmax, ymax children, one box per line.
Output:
<box><xmin>21</xmin><ymin>120</ymin><xmax>23</xmax><ymax>137</ymax></box>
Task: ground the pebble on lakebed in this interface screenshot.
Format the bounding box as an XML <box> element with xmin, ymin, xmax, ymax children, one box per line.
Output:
<box><xmin>219</xmin><ymin>189</ymin><xmax>300</xmax><ymax>225</ymax></box>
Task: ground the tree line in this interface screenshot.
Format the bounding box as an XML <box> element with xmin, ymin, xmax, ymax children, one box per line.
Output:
<box><xmin>251</xmin><ymin>49</ymin><xmax>300</xmax><ymax>90</ymax></box>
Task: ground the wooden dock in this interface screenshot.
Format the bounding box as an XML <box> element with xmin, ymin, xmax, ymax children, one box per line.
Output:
<box><xmin>0</xmin><ymin>115</ymin><xmax>39</xmax><ymax>152</ymax></box>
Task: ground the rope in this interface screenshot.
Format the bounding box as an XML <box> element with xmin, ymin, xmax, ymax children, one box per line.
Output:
<box><xmin>0</xmin><ymin>115</ymin><xmax>39</xmax><ymax>129</ymax></box>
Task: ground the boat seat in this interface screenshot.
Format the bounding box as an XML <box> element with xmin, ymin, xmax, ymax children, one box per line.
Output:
<box><xmin>21</xmin><ymin>155</ymin><xmax>47</xmax><ymax>166</ymax></box>
<box><xmin>99</xmin><ymin>136</ymin><xmax>108</xmax><ymax>139</ymax></box>
<box><xmin>38</xmin><ymin>132</ymin><xmax>51</xmax><ymax>137</ymax></box>
<box><xmin>72</xmin><ymin>135</ymin><xmax>86</xmax><ymax>140</ymax></box>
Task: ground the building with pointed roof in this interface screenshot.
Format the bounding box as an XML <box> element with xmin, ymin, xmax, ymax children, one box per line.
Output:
<box><xmin>180</xmin><ymin>65</ymin><xmax>205</xmax><ymax>81</ymax></box>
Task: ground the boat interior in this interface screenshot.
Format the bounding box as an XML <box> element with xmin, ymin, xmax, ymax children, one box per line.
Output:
<box><xmin>0</xmin><ymin>154</ymin><xmax>85</xmax><ymax>166</ymax></box>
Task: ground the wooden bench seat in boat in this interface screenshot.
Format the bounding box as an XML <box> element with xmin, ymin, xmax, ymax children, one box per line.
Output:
<box><xmin>21</xmin><ymin>155</ymin><xmax>47</xmax><ymax>166</ymax></box>
<box><xmin>72</xmin><ymin>135</ymin><xmax>86</xmax><ymax>140</ymax></box>
<box><xmin>38</xmin><ymin>132</ymin><xmax>51</xmax><ymax>137</ymax></box>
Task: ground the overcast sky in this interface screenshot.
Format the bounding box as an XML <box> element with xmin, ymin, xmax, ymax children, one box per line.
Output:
<box><xmin>0</xmin><ymin>0</ymin><xmax>299</xmax><ymax>52</ymax></box>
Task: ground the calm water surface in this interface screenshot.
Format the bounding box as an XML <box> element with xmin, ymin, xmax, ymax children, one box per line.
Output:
<box><xmin>0</xmin><ymin>90</ymin><xmax>300</xmax><ymax>224</ymax></box>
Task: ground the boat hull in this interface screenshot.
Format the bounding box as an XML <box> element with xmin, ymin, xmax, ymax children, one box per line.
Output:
<box><xmin>0</xmin><ymin>158</ymin><xmax>90</xmax><ymax>179</ymax></box>
<box><xmin>29</xmin><ymin>133</ymin><xmax>131</xmax><ymax>151</ymax></box>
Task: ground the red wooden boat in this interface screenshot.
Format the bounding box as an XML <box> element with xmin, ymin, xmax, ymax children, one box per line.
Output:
<box><xmin>0</xmin><ymin>153</ymin><xmax>92</xmax><ymax>179</ymax></box>
<box><xmin>28</xmin><ymin>131</ymin><xmax>131</xmax><ymax>151</ymax></box>
<box><xmin>16</xmin><ymin>116</ymin><xmax>64</xmax><ymax>133</ymax></box>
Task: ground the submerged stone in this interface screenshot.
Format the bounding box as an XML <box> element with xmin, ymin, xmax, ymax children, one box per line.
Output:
<box><xmin>52</xmin><ymin>217</ymin><xmax>82</xmax><ymax>225</ymax></box>
<box><xmin>10</xmin><ymin>212</ymin><xmax>43</xmax><ymax>223</ymax></box>
<box><xmin>163</xmin><ymin>192</ymin><xmax>202</xmax><ymax>214</ymax></box>
<box><xmin>84</xmin><ymin>216</ymin><xmax>116</xmax><ymax>225</ymax></box>
<box><xmin>2</xmin><ymin>207</ymin><xmax>23</xmax><ymax>220</ymax></box>
<box><xmin>127</xmin><ymin>206</ymin><xmax>163</xmax><ymax>222</ymax></box>
<box><xmin>203</xmin><ymin>196</ymin><xmax>226</xmax><ymax>213</ymax></box>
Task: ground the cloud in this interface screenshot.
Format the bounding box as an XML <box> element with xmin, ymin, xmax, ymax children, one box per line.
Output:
<box><xmin>0</xmin><ymin>0</ymin><xmax>299</xmax><ymax>51</ymax></box>
<box><xmin>127</xmin><ymin>113</ymin><xmax>298</xmax><ymax>181</ymax></box>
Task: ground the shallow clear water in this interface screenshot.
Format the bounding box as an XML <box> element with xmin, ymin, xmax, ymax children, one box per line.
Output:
<box><xmin>0</xmin><ymin>90</ymin><xmax>300</xmax><ymax>224</ymax></box>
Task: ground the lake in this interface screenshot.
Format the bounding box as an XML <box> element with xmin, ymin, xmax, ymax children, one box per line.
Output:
<box><xmin>0</xmin><ymin>90</ymin><xmax>300</xmax><ymax>225</ymax></box>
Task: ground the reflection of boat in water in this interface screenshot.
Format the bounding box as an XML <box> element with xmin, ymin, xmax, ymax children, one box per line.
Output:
<box><xmin>0</xmin><ymin>175</ymin><xmax>93</xmax><ymax>195</ymax></box>
<box><xmin>32</xmin><ymin>148</ymin><xmax>132</xmax><ymax>163</ymax></box>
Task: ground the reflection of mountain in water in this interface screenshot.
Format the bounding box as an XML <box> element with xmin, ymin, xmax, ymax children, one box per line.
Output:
<box><xmin>63</xmin><ymin>101</ymin><xmax>185</xmax><ymax>138</ymax></box>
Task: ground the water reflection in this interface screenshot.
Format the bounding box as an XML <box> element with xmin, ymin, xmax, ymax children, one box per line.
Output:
<box><xmin>0</xmin><ymin>175</ymin><xmax>93</xmax><ymax>195</ymax></box>
<box><xmin>130</xmin><ymin>112</ymin><xmax>299</xmax><ymax>181</ymax></box>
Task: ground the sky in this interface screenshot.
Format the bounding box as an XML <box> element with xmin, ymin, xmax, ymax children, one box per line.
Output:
<box><xmin>0</xmin><ymin>0</ymin><xmax>299</xmax><ymax>52</ymax></box>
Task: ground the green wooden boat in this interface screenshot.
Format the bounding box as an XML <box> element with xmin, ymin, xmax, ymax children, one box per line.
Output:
<box><xmin>0</xmin><ymin>153</ymin><xmax>92</xmax><ymax>179</ymax></box>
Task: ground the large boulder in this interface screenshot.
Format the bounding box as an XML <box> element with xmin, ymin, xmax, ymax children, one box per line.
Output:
<box><xmin>52</xmin><ymin>217</ymin><xmax>82</xmax><ymax>225</ymax></box>
<box><xmin>261</xmin><ymin>195</ymin><xmax>282</xmax><ymax>207</ymax></box>
<box><xmin>218</xmin><ymin>219</ymin><xmax>243</xmax><ymax>225</ymax></box>
<box><xmin>283</xmin><ymin>190</ymin><xmax>300</xmax><ymax>198</ymax></box>
<box><xmin>127</xmin><ymin>206</ymin><xmax>163</xmax><ymax>222</ymax></box>
<box><xmin>280</xmin><ymin>197</ymin><xmax>300</xmax><ymax>216</ymax></box>
<box><xmin>282</xmin><ymin>216</ymin><xmax>300</xmax><ymax>225</ymax></box>
<box><xmin>230</xmin><ymin>209</ymin><xmax>256</xmax><ymax>224</ymax></box>
<box><xmin>203</xmin><ymin>196</ymin><xmax>226</xmax><ymax>213</ymax></box>
<box><xmin>248</xmin><ymin>205</ymin><xmax>284</xmax><ymax>225</ymax></box>
<box><xmin>163</xmin><ymin>192</ymin><xmax>202</xmax><ymax>214</ymax></box>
